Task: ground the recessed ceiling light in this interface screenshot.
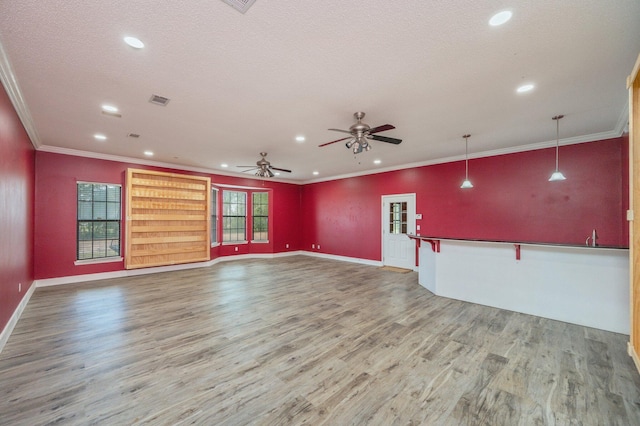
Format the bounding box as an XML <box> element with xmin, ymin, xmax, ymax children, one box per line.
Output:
<box><xmin>374</xmin><ymin>159</ymin><xmax>381</xmax><ymax>164</ymax></box>
<box><xmin>124</xmin><ymin>36</ymin><xmax>144</xmax><ymax>49</ymax></box>
<box><xmin>312</xmin><ymin>171</ymin><xmax>319</xmax><ymax>176</ymax></box>
<box><xmin>221</xmin><ymin>163</ymin><xmax>228</xmax><ymax>168</ymax></box>
<box><xmin>101</xmin><ymin>104</ymin><xmax>118</xmax><ymax>113</ymax></box>
<box><xmin>274</xmin><ymin>172</ymin><xmax>281</xmax><ymax>176</ymax></box>
<box><xmin>94</xmin><ymin>134</ymin><xmax>107</xmax><ymax>141</ymax></box>
<box><xmin>516</xmin><ymin>83</ymin><xmax>535</xmax><ymax>93</ymax></box>
<box><xmin>295</xmin><ymin>135</ymin><xmax>305</xmax><ymax>142</ymax></box>
<box><xmin>144</xmin><ymin>151</ymin><xmax>153</xmax><ymax>156</ymax></box>
<box><xmin>489</xmin><ymin>10</ymin><xmax>512</xmax><ymax>26</ymax></box>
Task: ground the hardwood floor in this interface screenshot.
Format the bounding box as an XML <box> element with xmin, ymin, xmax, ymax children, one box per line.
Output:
<box><xmin>1</xmin><ymin>255</ymin><xmax>639</xmax><ymax>425</ymax></box>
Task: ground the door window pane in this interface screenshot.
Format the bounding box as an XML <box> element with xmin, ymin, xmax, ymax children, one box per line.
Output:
<box><xmin>389</xmin><ymin>202</ymin><xmax>407</xmax><ymax>234</ymax></box>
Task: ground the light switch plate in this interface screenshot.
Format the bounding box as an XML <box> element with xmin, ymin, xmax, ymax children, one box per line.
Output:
<box><xmin>416</xmin><ymin>213</ymin><xmax>422</xmax><ymax>220</ymax></box>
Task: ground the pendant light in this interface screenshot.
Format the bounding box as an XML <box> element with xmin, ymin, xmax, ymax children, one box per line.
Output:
<box><xmin>549</xmin><ymin>115</ymin><xmax>566</xmax><ymax>181</ymax></box>
<box><xmin>460</xmin><ymin>134</ymin><xmax>473</xmax><ymax>188</ymax></box>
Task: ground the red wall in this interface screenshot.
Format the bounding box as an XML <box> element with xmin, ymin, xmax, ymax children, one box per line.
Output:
<box><xmin>1</xmin><ymin>73</ymin><xmax>630</xmax><ymax>337</ymax></box>
<box><xmin>28</xmin><ymin>137</ymin><xmax>632</xmax><ymax>278</ymax></box>
<box><xmin>301</xmin><ymin>137</ymin><xmax>627</xmax><ymax>262</ymax></box>
<box><xmin>0</xmin><ymin>82</ymin><xmax>35</xmax><ymax>332</ymax></box>
<box><xmin>34</xmin><ymin>152</ymin><xmax>302</xmax><ymax>279</ymax></box>
<box><xmin>622</xmin><ymin>133</ymin><xmax>630</xmax><ymax>244</ymax></box>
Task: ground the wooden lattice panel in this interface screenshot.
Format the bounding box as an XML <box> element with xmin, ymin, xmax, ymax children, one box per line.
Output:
<box><xmin>125</xmin><ymin>169</ymin><xmax>210</xmax><ymax>269</ymax></box>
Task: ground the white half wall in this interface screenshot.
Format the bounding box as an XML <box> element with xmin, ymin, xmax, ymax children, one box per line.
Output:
<box><xmin>419</xmin><ymin>240</ymin><xmax>629</xmax><ymax>334</ymax></box>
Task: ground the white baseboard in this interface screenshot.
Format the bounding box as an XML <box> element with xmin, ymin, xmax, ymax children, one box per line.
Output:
<box><xmin>0</xmin><ymin>282</ymin><xmax>36</xmax><ymax>354</ymax></box>
<box><xmin>34</xmin><ymin>250</ymin><xmax>381</xmax><ymax>287</ymax></box>
<box><xmin>3</xmin><ymin>251</ymin><xmax>378</xmax><ymax>351</ymax></box>
<box><xmin>630</xmin><ymin>342</ymin><xmax>640</xmax><ymax>374</ymax></box>
<box><xmin>301</xmin><ymin>251</ymin><xmax>384</xmax><ymax>267</ymax></box>
<box><xmin>34</xmin><ymin>251</ymin><xmax>311</xmax><ymax>288</ymax></box>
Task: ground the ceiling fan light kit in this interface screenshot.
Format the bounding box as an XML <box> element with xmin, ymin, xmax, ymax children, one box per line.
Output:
<box><xmin>319</xmin><ymin>112</ymin><xmax>402</xmax><ymax>154</ymax></box>
<box><xmin>237</xmin><ymin>152</ymin><xmax>291</xmax><ymax>178</ymax></box>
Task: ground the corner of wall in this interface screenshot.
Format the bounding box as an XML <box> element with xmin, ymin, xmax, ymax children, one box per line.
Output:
<box><xmin>0</xmin><ymin>281</ymin><xmax>36</xmax><ymax>354</ymax></box>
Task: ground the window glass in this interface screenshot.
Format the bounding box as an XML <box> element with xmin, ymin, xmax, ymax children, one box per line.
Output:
<box><xmin>223</xmin><ymin>190</ymin><xmax>247</xmax><ymax>242</ymax></box>
<box><xmin>389</xmin><ymin>201</ymin><xmax>408</xmax><ymax>234</ymax></box>
<box><xmin>77</xmin><ymin>183</ymin><xmax>121</xmax><ymax>260</ymax></box>
<box><xmin>211</xmin><ymin>188</ymin><xmax>218</xmax><ymax>244</ymax></box>
<box><xmin>252</xmin><ymin>192</ymin><xmax>269</xmax><ymax>241</ymax></box>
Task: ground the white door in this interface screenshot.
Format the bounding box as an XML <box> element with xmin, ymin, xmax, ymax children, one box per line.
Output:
<box><xmin>382</xmin><ymin>194</ymin><xmax>416</xmax><ymax>269</ymax></box>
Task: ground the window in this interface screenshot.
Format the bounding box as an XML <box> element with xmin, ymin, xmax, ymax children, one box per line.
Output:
<box><xmin>252</xmin><ymin>192</ymin><xmax>269</xmax><ymax>241</ymax></box>
<box><xmin>211</xmin><ymin>187</ymin><xmax>219</xmax><ymax>245</ymax></box>
<box><xmin>389</xmin><ymin>201</ymin><xmax>407</xmax><ymax>234</ymax></box>
<box><xmin>77</xmin><ymin>183</ymin><xmax>121</xmax><ymax>260</ymax></box>
<box><xmin>223</xmin><ymin>190</ymin><xmax>246</xmax><ymax>242</ymax></box>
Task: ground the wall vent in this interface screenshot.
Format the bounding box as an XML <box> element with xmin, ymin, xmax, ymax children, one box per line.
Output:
<box><xmin>149</xmin><ymin>94</ymin><xmax>170</xmax><ymax>106</ymax></box>
<box><xmin>127</xmin><ymin>133</ymin><xmax>140</xmax><ymax>138</ymax></box>
<box><xmin>221</xmin><ymin>0</ymin><xmax>256</xmax><ymax>14</ymax></box>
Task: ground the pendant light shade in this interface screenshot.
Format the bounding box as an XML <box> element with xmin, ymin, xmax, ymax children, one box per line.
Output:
<box><xmin>460</xmin><ymin>179</ymin><xmax>474</xmax><ymax>189</ymax></box>
<box><xmin>549</xmin><ymin>115</ymin><xmax>566</xmax><ymax>181</ymax></box>
<box><xmin>460</xmin><ymin>134</ymin><xmax>473</xmax><ymax>189</ymax></box>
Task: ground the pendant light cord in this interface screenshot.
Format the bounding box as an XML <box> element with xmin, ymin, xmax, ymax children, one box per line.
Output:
<box><xmin>464</xmin><ymin>134</ymin><xmax>470</xmax><ymax>179</ymax></box>
<box><xmin>553</xmin><ymin>115</ymin><xmax>564</xmax><ymax>172</ymax></box>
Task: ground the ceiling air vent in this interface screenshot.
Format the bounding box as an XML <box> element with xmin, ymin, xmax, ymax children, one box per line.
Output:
<box><xmin>149</xmin><ymin>94</ymin><xmax>170</xmax><ymax>106</ymax></box>
<box><xmin>221</xmin><ymin>0</ymin><xmax>257</xmax><ymax>14</ymax></box>
<box><xmin>127</xmin><ymin>133</ymin><xmax>140</xmax><ymax>138</ymax></box>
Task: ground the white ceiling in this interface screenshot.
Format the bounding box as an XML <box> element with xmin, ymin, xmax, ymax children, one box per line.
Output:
<box><xmin>0</xmin><ymin>1</ymin><xmax>639</xmax><ymax>183</ymax></box>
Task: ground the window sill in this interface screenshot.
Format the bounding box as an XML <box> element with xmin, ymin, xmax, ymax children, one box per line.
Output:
<box><xmin>222</xmin><ymin>241</ymin><xmax>248</xmax><ymax>245</ymax></box>
<box><xmin>74</xmin><ymin>256</ymin><xmax>123</xmax><ymax>266</ymax></box>
<box><xmin>251</xmin><ymin>240</ymin><xmax>270</xmax><ymax>244</ymax></box>
<box><xmin>211</xmin><ymin>242</ymin><xmax>220</xmax><ymax>248</ymax></box>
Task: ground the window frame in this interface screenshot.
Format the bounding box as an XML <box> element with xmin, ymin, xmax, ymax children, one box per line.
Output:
<box><xmin>222</xmin><ymin>190</ymin><xmax>247</xmax><ymax>244</ymax></box>
<box><xmin>251</xmin><ymin>191</ymin><xmax>269</xmax><ymax>243</ymax></box>
<box><xmin>75</xmin><ymin>181</ymin><xmax>123</xmax><ymax>264</ymax></box>
<box><xmin>211</xmin><ymin>187</ymin><xmax>219</xmax><ymax>247</ymax></box>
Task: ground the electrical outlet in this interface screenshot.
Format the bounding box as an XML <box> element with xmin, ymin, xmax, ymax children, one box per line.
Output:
<box><xmin>286</xmin><ymin>243</ymin><xmax>289</xmax><ymax>249</ymax></box>
<box><xmin>312</xmin><ymin>244</ymin><xmax>315</xmax><ymax>249</ymax></box>
<box><xmin>18</xmin><ymin>282</ymin><xmax>21</xmax><ymax>293</ymax></box>
<box><xmin>234</xmin><ymin>246</ymin><xmax>238</xmax><ymax>252</ymax></box>
<box><xmin>317</xmin><ymin>244</ymin><xmax>321</xmax><ymax>250</ymax></box>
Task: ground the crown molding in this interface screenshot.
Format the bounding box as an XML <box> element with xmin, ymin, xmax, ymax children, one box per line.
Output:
<box><xmin>301</xmin><ymin>130</ymin><xmax>623</xmax><ymax>184</ymax></box>
<box><xmin>37</xmin><ymin>145</ymin><xmax>304</xmax><ymax>185</ymax></box>
<box><xmin>39</xmin><ymin>126</ymin><xmax>622</xmax><ymax>187</ymax></box>
<box><xmin>615</xmin><ymin>101</ymin><xmax>630</xmax><ymax>135</ymax></box>
<box><xmin>0</xmin><ymin>40</ymin><xmax>41</xmax><ymax>148</ymax></box>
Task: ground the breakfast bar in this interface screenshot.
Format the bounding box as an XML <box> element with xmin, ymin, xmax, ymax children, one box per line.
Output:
<box><xmin>409</xmin><ymin>235</ymin><xmax>629</xmax><ymax>334</ymax></box>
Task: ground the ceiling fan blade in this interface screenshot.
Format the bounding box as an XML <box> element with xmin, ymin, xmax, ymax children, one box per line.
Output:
<box><xmin>271</xmin><ymin>167</ymin><xmax>292</xmax><ymax>173</ymax></box>
<box><xmin>370</xmin><ymin>134</ymin><xmax>402</xmax><ymax>144</ymax></box>
<box><xmin>328</xmin><ymin>128</ymin><xmax>352</xmax><ymax>134</ymax></box>
<box><xmin>319</xmin><ymin>136</ymin><xmax>352</xmax><ymax>147</ymax></box>
<box><xmin>368</xmin><ymin>124</ymin><xmax>395</xmax><ymax>134</ymax></box>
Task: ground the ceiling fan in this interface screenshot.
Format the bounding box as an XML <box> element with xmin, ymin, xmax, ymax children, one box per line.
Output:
<box><xmin>319</xmin><ymin>112</ymin><xmax>402</xmax><ymax>154</ymax></box>
<box><xmin>237</xmin><ymin>152</ymin><xmax>291</xmax><ymax>178</ymax></box>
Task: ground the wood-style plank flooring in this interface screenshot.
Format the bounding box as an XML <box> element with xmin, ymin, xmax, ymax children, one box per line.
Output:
<box><xmin>1</xmin><ymin>256</ymin><xmax>639</xmax><ymax>425</ymax></box>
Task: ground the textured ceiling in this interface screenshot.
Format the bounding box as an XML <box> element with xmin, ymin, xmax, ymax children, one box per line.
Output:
<box><xmin>0</xmin><ymin>0</ymin><xmax>639</xmax><ymax>183</ymax></box>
